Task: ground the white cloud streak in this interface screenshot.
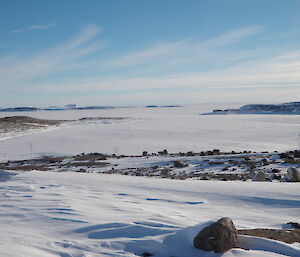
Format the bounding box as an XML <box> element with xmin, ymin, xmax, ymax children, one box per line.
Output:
<box><xmin>99</xmin><ymin>25</ymin><xmax>266</xmax><ymax>71</ymax></box>
<box><xmin>10</xmin><ymin>23</ymin><xmax>57</xmax><ymax>33</ymax></box>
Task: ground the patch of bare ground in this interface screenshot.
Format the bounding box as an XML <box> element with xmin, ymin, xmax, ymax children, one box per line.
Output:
<box><xmin>67</xmin><ymin>161</ymin><xmax>110</xmax><ymax>167</ymax></box>
<box><xmin>1</xmin><ymin>150</ymin><xmax>300</xmax><ymax>182</ymax></box>
<box><xmin>74</xmin><ymin>153</ymin><xmax>107</xmax><ymax>161</ymax></box>
<box><xmin>0</xmin><ymin>116</ymin><xmax>126</xmax><ymax>135</ymax></box>
<box><xmin>78</xmin><ymin>117</ymin><xmax>124</xmax><ymax>121</ymax></box>
<box><xmin>238</xmin><ymin>228</ymin><xmax>300</xmax><ymax>244</ymax></box>
<box><xmin>0</xmin><ymin>116</ymin><xmax>65</xmax><ymax>134</ymax></box>
<box><xmin>1</xmin><ymin>165</ymin><xmax>50</xmax><ymax>171</ymax></box>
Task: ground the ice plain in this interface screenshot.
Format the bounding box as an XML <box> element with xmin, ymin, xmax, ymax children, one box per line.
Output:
<box><xmin>0</xmin><ymin>104</ymin><xmax>300</xmax><ymax>161</ymax></box>
<box><xmin>0</xmin><ymin>104</ymin><xmax>299</xmax><ymax>257</ymax></box>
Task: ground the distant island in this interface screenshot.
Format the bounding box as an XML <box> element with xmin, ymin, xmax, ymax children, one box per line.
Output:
<box><xmin>202</xmin><ymin>102</ymin><xmax>300</xmax><ymax>115</ymax></box>
<box><xmin>0</xmin><ymin>105</ymin><xmax>114</xmax><ymax>112</ymax></box>
<box><xmin>145</xmin><ymin>105</ymin><xmax>182</xmax><ymax>108</ymax></box>
<box><xmin>0</xmin><ymin>104</ymin><xmax>183</xmax><ymax>112</ymax></box>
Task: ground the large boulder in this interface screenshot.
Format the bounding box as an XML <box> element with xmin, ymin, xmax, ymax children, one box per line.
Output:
<box><xmin>193</xmin><ymin>217</ymin><xmax>238</xmax><ymax>253</ymax></box>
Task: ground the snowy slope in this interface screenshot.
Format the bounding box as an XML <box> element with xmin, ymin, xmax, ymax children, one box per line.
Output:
<box><xmin>0</xmin><ymin>171</ymin><xmax>299</xmax><ymax>257</ymax></box>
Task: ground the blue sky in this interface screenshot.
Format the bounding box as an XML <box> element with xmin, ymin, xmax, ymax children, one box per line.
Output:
<box><xmin>1</xmin><ymin>0</ymin><xmax>300</xmax><ymax>107</ymax></box>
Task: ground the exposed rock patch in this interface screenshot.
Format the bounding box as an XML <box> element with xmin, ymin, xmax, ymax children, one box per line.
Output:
<box><xmin>1</xmin><ymin>150</ymin><xmax>299</xmax><ymax>182</ymax></box>
<box><xmin>238</xmin><ymin>228</ymin><xmax>300</xmax><ymax>244</ymax></box>
<box><xmin>0</xmin><ymin>116</ymin><xmax>126</xmax><ymax>136</ymax></box>
<box><xmin>0</xmin><ymin>116</ymin><xmax>64</xmax><ymax>134</ymax></box>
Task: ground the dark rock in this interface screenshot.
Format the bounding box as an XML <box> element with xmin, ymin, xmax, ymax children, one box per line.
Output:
<box><xmin>212</xmin><ymin>149</ymin><xmax>220</xmax><ymax>154</ymax></box>
<box><xmin>293</xmin><ymin>150</ymin><xmax>300</xmax><ymax>158</ymax></box>
<box><xmin>287</xmin><ymin>222</ymin><xmax>300</xmax><ymax>229</ymax></box>
<box><xmin>206</xmin><ymin>151</ymin><xmax>213</xmax><ymax>155</ymax></box>
<box><xmin>279</xmin><ymin>153</ymin><xmax>289</xmax><ymax>159</ymax></box>
<box><xmin>142</xmin><ymin>151</ymin><xmax>148</xmax><ymax>156</ymax></box>
<box><xmin>187</xmin><ymin>151</ymin><xmax>194</xmax><ymax>156</ymax></box>
<box><xmin>158</xmin><ymin>149</ymin><xmax>168</xmax><ymax>155</ymax></box>
<box><xmin>271</xmin><ymin>168</ymin><xmax>280</xmax><ymax>173</ymax></box>
<box><xmin>208</xmin><ymin>161</ymin><xmax>225</xmax><ymax>165</ymax></box>
<box><xmin>76</xmin><ymin>168</ymin><xmax>86</xmax><ymax>173</ymax></box>
<box><xmin>273</xmin><ymin>174</ymin><xmax>282</xmax><ymax>180</ymax></box>
<box><xmin>193</xmin><ymin>217</ymin><xmax>238</xmax><ymax>253</ymax></box>
<box><xmin>141</xmin><ymin>252</ymin><xmax>153</xmax><ymax>257</ymax></box>
<box><xmin>262</xmin><ymin>159</ymin><xmax>269</xmax><ymax>165</ymax></box>
<box><xmin>173</xmin><ymin>160</ymin><xmax>188</xmax><ymax>168</ymax></box>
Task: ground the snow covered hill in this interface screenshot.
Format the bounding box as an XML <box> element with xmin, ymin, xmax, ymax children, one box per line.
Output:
<box><xmin>203</xmin><ymin>102</ymin><xmax>300</xmax><ymax>115</ymax></box>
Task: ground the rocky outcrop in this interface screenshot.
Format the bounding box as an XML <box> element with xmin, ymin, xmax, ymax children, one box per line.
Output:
<box><xmin>193</xmin><ymin>217</ymin><xmax>238</xmax><ymax>253</ymax></box>
<box><xmin>202</xmin><ymin>102</ymin><xmax>300</xmax><ymax>115</ymax></box>
<box><xmin>238</xmin><ymin>228</ymin><xmax>300</xmax><ymax>244</ymax></box>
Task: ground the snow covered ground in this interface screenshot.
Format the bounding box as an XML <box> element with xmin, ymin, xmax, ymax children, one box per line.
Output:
<box><xmin>0</xmin><ymin>104</ymin><xmax>300</xmax><ymax>161</ymax></box>
<box><xmin>0</xmin><ymin>104</ymin><xmax>299</xmax><ymax>256</ymax></box>
<box><xmin>0</xmin><ymin>171</ymin><xmax>299</xmax><ymax>257</ymax></box>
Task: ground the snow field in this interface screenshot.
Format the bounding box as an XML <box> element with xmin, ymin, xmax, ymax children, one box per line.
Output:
<box><xmin>0</xmin><ymin>104</ymin><xmax>300</xmax><ymax>161</ymax></box>
<box><xmin>0</xmin><ymin>171</ymin><xmax>299</xmax><ymax>256</ymax></box>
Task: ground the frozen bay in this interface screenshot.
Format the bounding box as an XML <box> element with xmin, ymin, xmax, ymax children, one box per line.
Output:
<box><xmin>0</xmin><ymin>104</ymin><xmax>299</xmax><ymax>161</ymax></box>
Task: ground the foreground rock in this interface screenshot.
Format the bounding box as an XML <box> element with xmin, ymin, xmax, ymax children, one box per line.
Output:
<box><xmin>193</xmin><ymin>217</ymin><xmax>238</xmax><ymax>253</ymax></box>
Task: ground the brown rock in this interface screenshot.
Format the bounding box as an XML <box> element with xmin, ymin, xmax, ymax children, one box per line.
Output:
<box><xmin>193</xmin><ymin>217</ymin><xmax>238</xmax><ymax>253</ymax></box>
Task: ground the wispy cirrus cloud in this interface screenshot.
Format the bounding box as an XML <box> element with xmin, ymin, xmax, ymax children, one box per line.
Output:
<box><xmin>10</xmin><ymin>23</ymin><xmax>57</xmax><ymax>33</ymax></box>
<box><xmin>1</xmin><ymin>24</ymin><xmax>265</xmax><ymax>84</ymax></box>
<box><xmin>1</xmin><ymin>24</ymin><xmax>103</xmax><ymax>83</ymax></box>
<box><xmin>2</xmin><ymin>24</ymin><xmax>300</xmax><ymax>106</ymax></box>
<box><xmin>99</xmin><ymin>25</ymin><xmax>266</xmax><ymax>71</ymax></box>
